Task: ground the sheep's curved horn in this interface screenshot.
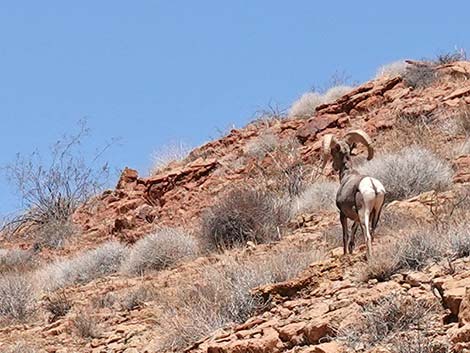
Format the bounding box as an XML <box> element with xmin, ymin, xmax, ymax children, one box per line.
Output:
<box><xmin>321</xmin><ymin>134</ymin><xmax>338</xmax><ymax>168</ymax></box>
<box><xmin>344</xmin><ymin>130</ymin><xmax>374</xmax><ymax>160</ymax></box>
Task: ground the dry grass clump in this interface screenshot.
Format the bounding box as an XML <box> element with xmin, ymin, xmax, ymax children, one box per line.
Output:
<box><xmin>375</xmin><ymin>60</ymin><xmax>409</xmax><ymax>79</ymax></box>
<box><xmin>455</xmin><ymin>139</ymin><xmax>470</xmax><ymax>156</ymax></box>
<box><xmin>389</xmin><ymin>333</ymin><xmax>450</xmax><ymax>353</ymax></box>
<box><xmin>150</xmin><ymin>141</ymin><xmax>191</xmax><ymax>175</ymax></box>
<box><xmin>92</xmin><ymin>292</ymin><xmax>117</xmax><ymax>309</ymax></box>
<box><xmin>31</xmin><ymin>219</ymin><xmax>78</xmax><ymax>249</ymax></box>
<box><xmin>0</xmin><ymin>248</ymin><xmax>37</xmax><ymax>274</ymax></box>
<box><xmin>244</xmin><ymin>132</ymin><xmax>280</xmax><ymax>159</ymax></box>
<box><xmin>5</xmin><ymin>341</ymin><xmax>38</xmax><ymax>353</ymax></box>
<box><xmin>39</xmin><ymin>241</ymin><xmax>128</xmax><ymax>291</ymax></box>
<box><xmin>43</xmin><ymin>290</ymin><xmax>72</xmax><ymax>322</ymax></box>
<box><xmin>121</xmin><ymin>228</ymin><xmax>198</xmax><ymax>275</ymax></box>
<box><xmin>71</xmin><ymin>310</ymin><xmax>102</xmax><ymax>339</ymax></box>
<box><xmin>156</xmin><ymin>245</ymin><xmax>324</xmax><ymax>351</ymax></box>
<box><xmin>358</xmin><ymin>146</ymin><xmax>453</xmax><ymax>202</ymax></box>
<box><xmin>290</xmin><ymin>180</ymin><xmax>337</xmax><ymax>217</ymax></box>
<box><xmin>0</xmin><ymin>273</ymin><xmax>37</xmax><ymax>323</ymax></box>
<box><xmin>339</xmin><ymin>294</ymin><xmax>437</xmax><ymax>350</ymax></box>
<box><xmin>201</xmin><ymin>187</ymin><xmax>290</xmax><ymax>250</ymax></box>
<box><xmin>365</xmin><ymin>220</ymin><xmax>470</xmax><ymax>281</ymax></box>
<box><xmin>288</xmin><ymin>85</ymin><xmax>353</xmax><ymax>119</ymax></box>
<box><xmin>403</xmin><ymin>64</ymin><xmax>438</xmax><ymax>89</ymax></box>
<box><xmin>120</xmin><ymin>285</ymin><xmax>155</xmax><ymax>310</ymax></box>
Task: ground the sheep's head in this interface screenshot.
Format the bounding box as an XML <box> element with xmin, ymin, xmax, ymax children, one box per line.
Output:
<box><xmin>322</xmin><ymin>129</ymin><xmax>374</xmax><ymax>171</ymax></box>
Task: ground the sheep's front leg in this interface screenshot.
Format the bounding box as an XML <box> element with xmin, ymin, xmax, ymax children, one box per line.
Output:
<box><xmin>340</xmin><ymin>212</ymin><xmax>349</xmax><ymax>255</ymax></box>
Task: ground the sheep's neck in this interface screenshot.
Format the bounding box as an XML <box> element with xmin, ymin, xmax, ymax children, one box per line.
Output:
<box><xmin>339</xmin><ymin>158</ymin><xmax>357</xmax><ymax>182</ymax></box>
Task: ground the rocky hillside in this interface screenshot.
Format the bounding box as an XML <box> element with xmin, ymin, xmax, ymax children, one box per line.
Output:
<box><xmin>1</xmin><ymin>60</ymin><xmax>470</xmax><ymax>353</ymax></box>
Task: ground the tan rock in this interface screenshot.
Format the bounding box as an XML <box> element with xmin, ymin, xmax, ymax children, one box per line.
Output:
<box><xmin>307</xmin><ymin>342</ymin><xmax>345</xmax><ymax>353</ymax></box>
<box><xmin>459</xmin><ymin>287</ymin><xmax>470</xmax><ymax>326</ymax></box>
<box><xmin>278</xmin><ymin>322</ymin><xmax>306</xmax><ymax>345</ymax></box>
<box><xmin>405</xmin><ymin>272</ymin><xmax>431</xmax><ymax>287</ymax></box>
<box><xmin>304</xmin><ymin>319</ymin><xmax>332</xmax><ymax>344</ymax></box>
<box><xmin>451</xmin><ymin>323</ymin><xmax>470</xmax><ymax>344</ymax></box>
<box><xmin>207</xmin><ymin>327</ymin><xmax>283</xmax><ymax>353</ymax></box>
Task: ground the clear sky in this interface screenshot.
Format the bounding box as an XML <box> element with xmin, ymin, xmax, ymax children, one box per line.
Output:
<box><xmin>0</xmin><ymin>1</ymin><xmax>469</xmax><ymax>216</ymax></box>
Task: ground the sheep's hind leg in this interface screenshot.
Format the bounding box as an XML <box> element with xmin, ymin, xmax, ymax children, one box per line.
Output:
<box><xmin>340</xmin><ymin>212</ymin><xmax>349</xmax><ymax>255</ymax></box>
<box><xmin>349</xmin><ymin>222</ymin><xmax>359</xmax><ymax>253</ymax></box>
<box><xmin>358</xmin><ymin>207</ymin><xmax>372</xmax><ymax>259</ymax></box>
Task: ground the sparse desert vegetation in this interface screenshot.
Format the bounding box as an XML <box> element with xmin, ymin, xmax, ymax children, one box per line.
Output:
<box><xmin>121</xmin><ymin>227</ymin><xmax>198</xmax><ymax>275</ymax></box>
<box><xmin>339</xmin><ymin>293</ymin><xmax>439</xmax><ymax>350</ymax></box>
<box><xmin>38</xmin><ymin>241</ymin><xmax>129</xmax><ymax>291</ymax></box>
<box><xmin>358</xmin><ymin>146</ymin><xmax>453</xmax><ymax>202</ymax></box>
<box><xmin>150</xmin><ymin>141</ymin><xmax>192</xmax><ymax>175</ymax></box>
<box><xmin>201</xmin><ymin>187</ymin><xmax>290</xmax><ymax>249</ymax></box>
<box><xmin>0</xmin><ymin>273</ymin><xmax>37</xmax><ymax>323</ymax></box>
<box><xmin>1</xmin><ymin>56</ymin><xmax>470</xmax><ymax>352</ymax></box>
<box><xmin>288</xmin><ymin>85</ymin><xmax>353</xmax><ymax>118</ymax></box>
<box><xmin>375</xmin><ymin>60</ymin><xmax>409</xmax><ymax>79</ymax></box>
<box><xmin>156</xmin><ymin>245</ymin><xmax>324</xmax><ymax>351</ymax></box>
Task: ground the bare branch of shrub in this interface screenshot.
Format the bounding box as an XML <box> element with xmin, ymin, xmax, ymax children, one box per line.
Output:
<box><xmin>3</xmin><ymin>119</ymin><xmax>112</xmax><ymax>242</ymax></box>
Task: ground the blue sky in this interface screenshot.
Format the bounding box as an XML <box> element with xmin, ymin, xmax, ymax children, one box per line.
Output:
<box><xmin>0</xmin><ymin>1</ymin><xmax>469</xmax><ymax>215</ymax></box>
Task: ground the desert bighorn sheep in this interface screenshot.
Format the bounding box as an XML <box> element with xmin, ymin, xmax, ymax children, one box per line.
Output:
<box><xmin>322</xmin><ymin>130</ymin><xmax>385</xmax><ymax>259</ymax></box>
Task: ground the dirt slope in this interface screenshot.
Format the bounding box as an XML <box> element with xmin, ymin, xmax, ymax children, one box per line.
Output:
<box><xmin>1</xmin><ymin>61</ymin><xmax>470</xmax><ymax>352</ymax></box>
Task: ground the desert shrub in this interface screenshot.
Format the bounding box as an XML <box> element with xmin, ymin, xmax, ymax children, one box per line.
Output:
<box><xmin>248</xmin><ymin>136</ymin><xmax>305</xmax><ymax>197</ymax></box>
<box><xmin>290</xmin><ymin>180</ymin><xmax>337</xmax><ymax>217</ymax></box>
<box><xmin>289</xmin><ymin>92</ymin><xmax>324</xmax><ymax>118</ymax></box>
<box><xmin>288</xmin><ymin>86</ymin><xmax>353</xmax><ymax>119</ymax></box>
<box><xmin>5</xmin><ymin>342</ymin><xmax>38</xmax><ymax>353</ymax></box>
<box><xmin>43</xmin><ymin>290</ymin><xmax>72</xmax><ymax>322</ymax></box>
<box><xmin>150</xmin><ymin>141</ymin><xmax>191</xmax><ymax>175</ymax></box>
<box><xmin>397</xmin><ymin>230</ymin><xmax>445</xmax><ymax>270</ymax></box>
<box><xmin>92</xmin><ymin>292</ymin><xmax>117</xmax><ymax>309</ymax></box>
<box><xmin>322</xmin><ymin>85</ymin><xmax>353</xmax><ymax>102</ymax></box>
<box><xmin>446</xmin><ymin>223</ymin><xmax>470</xmax><ymax>259</ymax></box>
<box><xmin>121</xmin><ymin>228</ymin><xmax>198</xmax><ymax>275</ymax></box>
<box><xmin>31</xmin><ymin>219</ymin><xmax>78</xmax><ymax>249</ymax></box>
<box><xmin>250</xmin><ymin>103</ymin><xmax>287</xmax><ymax>125</ymax></box>
<box><xmin>339</xmin><ymin>294</ymin><xmax>436</xmax><ymax>349</ymax></box>
<box><xmin>72</xmin><ymin>310</ymin><xmax>101</xmax><ymax>339</ymax></box>
<box><xmin>456</xmin><ymin>139</ymin><xmax>470</xmax><ymax>157</ymax></box>
<box><xmin>39</xmin><ymin>241</ymin><xmax>128</xmax><ymax>291</ymax></box>
<box><xmin>363</xmin><ymin>223</ymin><xmax>470</xmax><ymax>281</ymax></box>
<box><xmin>201</xmin><ymin>187</ymin><xmax>289</xmax><ymax>249</ymax></box>
<box><xmin>3</xmin><ymin>119</ymin><xmax>111</xmax><ymax>236</ymax></box>
<box><xmin>120</xmin><ymin>285</ymin><xmax>155</xmax><ymax>310</ymax></box>
<box><xmin>375</xmin><ymin>60</ymin><xmax>408</xmax><ymax>79</ymax></box>
<box><xmin>435</xmin><ymin>50</ymin><xmax>466</xmax><ymax>64</ymax></box>
<box><xmin>156</xmin><ymin>246</ymin><xmax>323</xmax><ymax>351</ymax></box>
<box><xmin>0</xmin><ymin>248</ymin><xmax>36</xmax><ymax>274</ymax></box>
<box><xmin>403</xmin><ymin>64</ymin><xmax>437</xmax><ymax>89</ymax></box>
<box><xmin>358</xmin><ymin>146</ymin><xmax>453</xmax><ymax>202</ymax></box>
<box><xmin>244</xmin><ymin>133</ymin><xmax>280</xmax><ymax>159</ymax></box>
<box><xmin>390</xmin><ymin>333</ymin><xmax>450</xmax><ymax>353</ymax></box>
<box><xmin>0</xmin><ymin>273</ymin><xmax>37</xmax><ymax>322</ymax></box>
